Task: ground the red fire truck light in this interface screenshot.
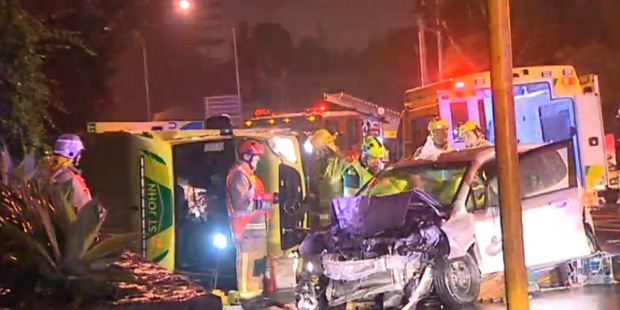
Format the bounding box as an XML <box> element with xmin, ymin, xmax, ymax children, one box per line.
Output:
<box><xmin>253</xmin><ymin>108</ymin><xmax>272</xmax><ymax>117</ymax></box>
<box><xmin>455</xmin><ymin>82</ymin><xmax>465</xmax><ymax>88</ymax></box>
<box><xmin>562</xmin><ymin>76</ymin><xmax>576</xmax><ymax>86</ymax></box>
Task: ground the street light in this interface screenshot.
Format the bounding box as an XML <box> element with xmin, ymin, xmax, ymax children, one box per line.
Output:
<box><xmin>174</xmin><ymin>1</ymin><xmax>242</xmax><ymax>104</ymax></box>
<box><xmin>132</xmin><ymin>31</ymin><xmax>151</xmax><ymax>121</ymax></box>
<box><xmin>136</xmin><ymin>3</ymin><xmax>191</xmax><ymax>121</ymax></box>
<box><xmin>179</xmin><ymin>0</ymin><xmax>191</xmax><ymax>10</ymax></box>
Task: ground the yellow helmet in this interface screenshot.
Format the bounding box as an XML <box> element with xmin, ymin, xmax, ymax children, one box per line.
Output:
<box><xmin>458</xmin><ymin>120</ymin><xmax>480</xmax><ymax>137</ymax></box>
<box><xmin>362</xmin><ymin>136</ymin><xmax>386</xmax><ymax>159</ymax></box>
<box><xmin>308</xmin><ymin>129</ymin><xmax>338</xmax><ymax>152</ymax></box>
<box><xmin>428</xmin><ymin>118</ymin><xmax>448</xmax><ymax>132</ymax></box>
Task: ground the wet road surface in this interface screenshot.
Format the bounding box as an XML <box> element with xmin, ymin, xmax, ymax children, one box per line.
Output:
<box><xmin>427</xmin><ymin>284</ymin><xmax>620</xmax><ymax>310</ymax></box>
<box><xmin>260</xmin><ymin>284</ymin><xmax>620</xmax><ymax>310</ymax></box>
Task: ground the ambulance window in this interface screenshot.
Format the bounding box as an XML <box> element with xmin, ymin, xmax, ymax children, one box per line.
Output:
<box><xmin>451</xmin><ymin>100</ymin><xmax>469</xmax><ymax>140</ymax></box>
<box><xmin>539</xmin><ymin>100</ymin><xmax>574</xmax><ymax>143</ymax></box>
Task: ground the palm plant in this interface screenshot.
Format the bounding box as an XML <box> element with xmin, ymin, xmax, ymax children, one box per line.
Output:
<box><xmin>0</xmin><ymin>145</ymin><xmax>140</xmax><ymax>307</ymax></box>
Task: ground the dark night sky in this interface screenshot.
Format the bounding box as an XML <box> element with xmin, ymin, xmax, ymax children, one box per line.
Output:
<box><xmin>108</xmin><ymin>0</ymin><xmax>417</xmax><ymax>121</ymax></box>
<box><xmin>222</xmin><ymin>0</ymin><xmax>414</xmax><ymax>51</ymax></box>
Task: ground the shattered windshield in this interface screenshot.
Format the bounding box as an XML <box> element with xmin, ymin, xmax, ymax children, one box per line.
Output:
<box><xmin>359</xmin><ymin>163</ymin><xmax>469</xmax><ymax>206</ymax></box>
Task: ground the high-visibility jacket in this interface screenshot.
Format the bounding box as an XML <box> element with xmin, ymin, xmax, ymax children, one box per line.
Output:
<box><xmin>50</xmin><ymin>166</ymin><xmax>92</xmax><ymax>211</ymax></box>
<box><xmin>226</xmin><ymin>162</ymin><xmax>270</xmax><ymax>237</ymax></box>
<box><xmin>342</xmin><ymin>160</ymin><xmax>374</xmax><ymax>197</ymax></box>
<box><xmin>312</xmin><ymin>154</ymin><xmax>350</xmax><ymax>212</ymax></box>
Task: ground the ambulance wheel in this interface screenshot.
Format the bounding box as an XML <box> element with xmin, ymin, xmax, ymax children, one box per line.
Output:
<box><xmin>434</xmin><ymin>254</ymin><xmax>481</xmax><ymax>307</ymax></box>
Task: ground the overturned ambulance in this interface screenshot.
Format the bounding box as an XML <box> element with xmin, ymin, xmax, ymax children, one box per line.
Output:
<box><xmin>80</xmin><ymin>123</ymin><xmax>309</xmax><ymax>291</ymax></box>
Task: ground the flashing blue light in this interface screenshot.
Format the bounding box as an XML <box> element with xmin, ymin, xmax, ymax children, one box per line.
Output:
<box><xmin>213</xmin><ymin>233</ymin><xmax>228</xmax><ymax>250</ymax></box>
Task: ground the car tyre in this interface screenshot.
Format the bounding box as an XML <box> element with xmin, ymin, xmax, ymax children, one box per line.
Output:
<box><xmin>434</xmin><ymin>254</ymin><xmax>481</xmax><ymax>307</ymax></box>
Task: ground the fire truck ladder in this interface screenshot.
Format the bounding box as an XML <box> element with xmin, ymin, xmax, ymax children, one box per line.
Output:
<box><xmin>322</xmin><ymin>92</ymin><xmax>401</xmax><ymax>125</ymax></box>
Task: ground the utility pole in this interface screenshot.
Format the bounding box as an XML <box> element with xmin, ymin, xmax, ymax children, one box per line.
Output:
<box><xmin>488</xmin><ymin>0</ymin><xmax>529</xmax><ymax>308</ymax></box>
<box><xmin>435</xmin><ymin>0</ymin><xmax>443</xmax><ymax>79</ymax></box>
<box><xmin>232</xmin><ymin>27</ymin><xmax>242</xmax><ymax>102</ymax></box>
<box><xmin>140</xmin><ymin>36</ymin><xmax>151</xmax><ymax>121</ymax></box>
<box><xmin>416</xmin><ymin>0</ymin><xmax>428</xmax><ymax>86</ymax></box>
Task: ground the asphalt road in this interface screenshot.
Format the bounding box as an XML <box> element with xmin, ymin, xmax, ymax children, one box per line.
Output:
<box><xmin>422</xmin><ymin>284</ymin><xmax>620</xmax><ymax>310</ymax></box>
<box><xmin>255</xmin><ymin>284</ymin><xmax>620</xmax><ymax>310</ymax></box>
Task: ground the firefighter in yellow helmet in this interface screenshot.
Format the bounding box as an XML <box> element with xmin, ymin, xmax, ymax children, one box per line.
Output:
<box><xmin>459</xmin><ymin>120</ymin><xmax>491</xmax><ymax>148</ymax></box>
<box><xmin>343</xmin><ymin>136</ymin><xmax>386</xmax><ymax>196</ymax></box>
<box><xmin>306</xmin><ymin>129</ymin><xmax>350</xmax><ymax>225</ymax></box>
<box><xmin>414</xmin><ymin>117</ymin><xmax>453</xmax><ymax>160</ymax></box>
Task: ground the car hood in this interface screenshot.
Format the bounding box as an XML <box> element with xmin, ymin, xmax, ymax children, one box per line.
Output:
<box><xmin>331</xmin><ymin>190</ymin><xmax>446</xmax><ymax>237</ymax></box>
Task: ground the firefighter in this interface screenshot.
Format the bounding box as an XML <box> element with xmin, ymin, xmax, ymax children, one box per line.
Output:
<box><xmin>343</xmin><ymin>136</ymin><xmax>386</xmax><ymax>196</ymax></box>
<box><xmin>50</xmin><ymin>134</ymin><xmax>92</xmax><ymax>212</ymax></box>
<box><xmin>459</xmin><ymin>120</ymin><xmax>491</xmax><ymax>148</ymax></box>
<box><xmin>307</xmin><ymin>129</ymin><xmax>350</xmax><ymax>220</ymax></box>
<box><xmin>414</xmin><ymin>117</ymin><xmax>453</xmax><ymax>160</ymax></box>
<box><xmin>226</xmin><ymin>139</ymin><xmax>275</xmax><ymax>309</ymax></box>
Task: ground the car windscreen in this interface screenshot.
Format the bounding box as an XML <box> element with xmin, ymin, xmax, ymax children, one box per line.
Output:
<box><xmin>359</xmin><ymin>162</ymin><xmax>469</xmax><ymax>206</ymax></box>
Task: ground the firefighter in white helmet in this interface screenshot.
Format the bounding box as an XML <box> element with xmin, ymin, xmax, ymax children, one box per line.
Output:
<box><xmin>226</xmin><ymin>139</ymin><xmax>275</xmax><ymax>309</ymax></box>
<box><xmin>414</xmin><ymin>117</ymin><xmax>453</xmax><ymax>160</ymax></box>
<box><xmin>50</xmin><ymin>134</ymin><xmax>92</xmax><ymax>212</ymax></box>
<box><xmin>459</xmin><ymin>120</ymin><xmax>490</xmax><ymax>148</ymax></box>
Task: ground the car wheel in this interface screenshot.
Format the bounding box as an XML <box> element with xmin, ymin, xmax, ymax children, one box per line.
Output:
<box><xmin>434</xmin><ymin>254</ymin><xmax>481</xmax><ymax>307</ymax></box>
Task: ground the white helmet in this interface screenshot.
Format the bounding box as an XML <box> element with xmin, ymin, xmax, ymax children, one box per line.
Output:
<box><xmin>54</xmin><ymin>134</ymin><xmax>84</xmax><ymax>160</ymax></box>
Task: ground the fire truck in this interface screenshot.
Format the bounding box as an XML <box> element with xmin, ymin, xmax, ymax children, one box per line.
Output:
<box><xmin>399</xmin><ymin>65</ymin><xmax>610</xmax><ymax>206</ymax></box>
<box><xmin>80</xmin><ymin>118</ymin><xmax>309</xmax><ymax>292</ymax></box>
<box><xmin>244</xmin><ymin>92</ymin><xmax>400</xmax><ymax>160</ymax></box>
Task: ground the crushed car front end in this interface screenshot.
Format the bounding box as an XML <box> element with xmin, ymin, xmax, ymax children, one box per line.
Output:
<box><xmin>295</xmin><ymin>190</ymin><xmax>452</xmax><ymax>310</ymax></box>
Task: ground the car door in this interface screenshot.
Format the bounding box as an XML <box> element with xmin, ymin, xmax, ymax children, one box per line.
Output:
<box><xmin>473</xmin><ymin>141</ymin><xmax>591</xmax><ymax>274</ymax></box>
<box><xmin>518</xmin><ymin>141</ymin><xmax>591</xmax><ymax>268</ymax></box>
<box><xmin>470</xmin><ymin>170</ymin><xmax>505</xmax><ymax>274</ymax></box>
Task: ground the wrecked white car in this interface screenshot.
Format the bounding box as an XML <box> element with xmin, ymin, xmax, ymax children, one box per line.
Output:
<box><xmin>295</xmin><ymin>141</ymin><xmax>596</xmax><ymax>309</ymax></box>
